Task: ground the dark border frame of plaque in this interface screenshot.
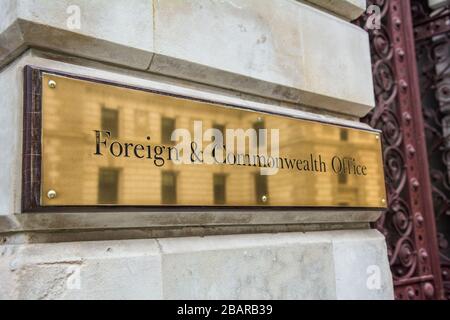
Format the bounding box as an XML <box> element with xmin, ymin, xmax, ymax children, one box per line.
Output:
<box><xmin>22</xmin><ymin>65</ymin><xmax>386</xmax><ymax>213</ymax></box>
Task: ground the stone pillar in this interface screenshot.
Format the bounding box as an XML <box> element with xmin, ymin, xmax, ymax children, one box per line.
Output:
<box><xmin>0</xmin><ymin>0</ymin><xmax>394</xmax><ymax>299</ymax></box>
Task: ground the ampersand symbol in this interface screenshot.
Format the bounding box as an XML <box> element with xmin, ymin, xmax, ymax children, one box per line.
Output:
<box><xmin>190</xmin><ymin>142</ymin><xmax>202</xmax><ymax>163</ymax></box>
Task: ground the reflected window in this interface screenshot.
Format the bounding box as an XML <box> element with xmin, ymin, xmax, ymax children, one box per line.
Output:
<box><xmin>253</xmin><ymin>120</ymin><xmax>266</xmax><ymax>148</ymax></box>
<box><xmin>254</xmin><ymin>174</ymin><xmax>268</xmax><ymax>204</ymax></box>
<box><xmin>101</xmin><ymin>107</ymin><xmax>119</xmax><ymax>138</ymax></box>
<box><xmin>161</xmin><ymin>117</ymin><xmax>175</xmax><ymax>145</ymax></box>
<box><xmin>98</xmin><ymin>168</ymin><xmax>120</xmax><ymax>204</ymax></box>
<box><xmin>213</xmin><ymin>174</ymin><xmax>226</xmax><ymax>205</ymax></box>
<box><xmin>340</xmin><ymin>129</ymin><xmax>348</xmax><ymax>141</ymax></box>
<box><xmin>338</xmin><ymin>172</ymin><xmax>348</xmax><ymax>185</ymax></box>
<box><xmin>162</xmin><ymin>171</ymin><xmax>177</xmax><ymax>204</ymax></box>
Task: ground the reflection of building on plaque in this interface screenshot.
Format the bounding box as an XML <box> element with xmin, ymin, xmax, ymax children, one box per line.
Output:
<box><xmin>42</xmin><ymin>76</ymin><xmax>384</xmax><ymax>207</ymax></box>
<box><xmin>101</xmin><ymin>107</ymin><xmax>119</xmax><ymax>138</ymax></box>
<box><xmin>213</xmin><ymin>174</ymin><xmax>226</xmax><ymax>205</ymax></box>
<box><xmin>253</xmin><ymin>119</ymin><xmax>266</xmax><ymax>148</ymax></box>
<box><xmin>162</xmin><ymin>171</ymin><xmax>177</xmax><ymax>205</ymax></box>
<box><xmin>161</xmin><ymin>117</ymin><xmax>175</xmax><ymax>145</ymax></box>
<box><xmin>338</xmin><ymin>171</ymin><xmax>348</xmax><ymax>185</ymax></box>
<box><xmin>98</xmin><ymin>168</ymin><xmax>120</xmax><ymax>204</ymax></box>
<box><xmin>255</xmin><ymin>174</ymin><xmax>268</xmax><ymax>204</ymax></box>
<box><xmin>340</xmin><ymin>128</ymin><xmax>348</xmax><ymax>141</ymax></box>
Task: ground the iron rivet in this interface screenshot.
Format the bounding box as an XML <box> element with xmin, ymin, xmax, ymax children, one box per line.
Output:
<box><xmin>415</xmin><ymin>213</ymin><xmax>424</xmax><ymax>226</ymax></box>
<box><xmin>403</xmin><ymin>112</ymin><xmax>412</xmax><ymax>123</ymax></box>
<box><xmin>261</xmin><ymin>195</ymin><xmax>268</xmax><ymax>203</ymax></box>
<box><xmin>411</xmin><ymin>178</ymin><xmax>420</xmax><ymax>190</ymax></box>
<box><xmin>47</xmin><ymin>190</ymin><xmax>57</xmax><ymax>200</ymax></box>
<box><xmin>48</xmin><ymin>80</ymin><xmax>57</xmax><ymax>89</ymax></box>
<box><xmin>423</xmin><ymin>283</ymin><xmax>435</xmax><ymax>299</ymax></box>
<box><xmin>419</xmin><ymin>248</ymin><xmax>428</xmax><ymax>260</ymax></box>
<box><xmin>407</xmin><ymin>144</ymin><xmax>416</xmax><ymax>156</ymax></box>
<box><xmin>400</xmin><ymin>79</ymin><xmax>408</xmax><ymax>90</ymax></box>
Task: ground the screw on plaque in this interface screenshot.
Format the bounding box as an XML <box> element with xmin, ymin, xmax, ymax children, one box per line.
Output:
<box><xmin>47</xmin><ymin>190</ymin><xmax>57</xmax><ymax>200</ymax></box>
<box><xmin>48</xmin><ymin>80</ymin><xmax>57</xmax><ymax>89</ymax></box>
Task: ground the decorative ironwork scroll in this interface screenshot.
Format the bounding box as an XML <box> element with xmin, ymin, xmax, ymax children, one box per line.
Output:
<box><xmin>356</xmin><ymin>0</ymin><xmax>444</xmax><ymax>299</ymax></box>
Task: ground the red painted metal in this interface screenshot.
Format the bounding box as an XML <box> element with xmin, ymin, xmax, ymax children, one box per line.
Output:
<box><xmin>356</xmin><ymin>0</ymin><xmax>444</xmax><ymax>299</ymax></box>
<box><xmin>414</xmin><ymin>8</ymin><xmax>450</xmax><ymax>41</ymax></box>
<box><xmin>413</xmin><ymin>1</ymin><xmax>450</xmax><ymax>300</ymax></box>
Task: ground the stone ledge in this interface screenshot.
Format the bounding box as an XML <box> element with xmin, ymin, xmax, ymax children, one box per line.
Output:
<box><xmin>0</xmin><ymin>210</ymin><xmax>380</xmax><ymax>236</ymax></box>
<box><xmin>0</xmin><ymin>230</ymin><xmax>394</xmax><ymax>299</ymax></box>
<box><xmin>1</xmin><ymin>223</ymin><xmax>370</xmax><ymax>245</ymax></box>
<box><xmin>0</xmin><ymin>0</ymin><xmax>375</xmax><ymax>117</ymax></box>
<box><xmin>0</xmin><ymin>19</ymin><xmax>154</xmax><ymax>71</ymax></box>
<box><xmin>302</xmin><ymin>0</ymin><xmax>366</xmax><ymax>20</ymax></box>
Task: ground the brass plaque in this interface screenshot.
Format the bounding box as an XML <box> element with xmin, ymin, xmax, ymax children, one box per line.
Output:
<box><xmin>40</xmin><ymin>73</ymin><xmax>386</xmax><ymax>208</ymax></box>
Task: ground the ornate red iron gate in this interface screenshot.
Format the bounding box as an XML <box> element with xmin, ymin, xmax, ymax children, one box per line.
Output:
<box><xmin>357</xmin><ymin>0</ymin><xmax>447</xmax><ymax>299</ymax></box>
<box><xmin>413</xmin><ymin>0</ymin><xmax>450</xmax><ymax>299</ymax></box>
